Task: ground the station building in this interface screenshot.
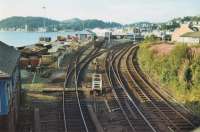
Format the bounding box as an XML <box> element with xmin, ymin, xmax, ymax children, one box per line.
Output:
<box><xmin>0</xmin><ymin>41</ymin><xmax>21</xmax><ymax>132</ymax></box>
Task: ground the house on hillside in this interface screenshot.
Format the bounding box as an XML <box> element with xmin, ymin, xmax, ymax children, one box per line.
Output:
<box><xmin>172</xmin><ymin>24</ymin><xmax>194</xmax><ymax>42</ymax></box>
<box><xmin>75</xmin><ymin>30</ymin><xmax>97</xmax><ymax>41</ymax></box>
<box><xmin>192</xmin><ymin>21</ymin><xmax>200</xmax><ymax>29</ymax></box>
<box><xmin>172</xmin><ymin>23</ymin><xmax>200</xmax><ymax>44</ymax></box>
<box><xmin>180</xmin><ymin>32</ymin><xmax>200</xmax><ymax>44</ymax></box>
<box><xmin>0</xmin><ymin>41</ymin><xmax>21</xmax><ymax>132</ymax></box>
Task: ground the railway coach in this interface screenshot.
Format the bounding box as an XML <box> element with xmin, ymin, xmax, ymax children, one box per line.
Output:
<box><xmin>0</xmin><ymin>41</ymin><xmax>21</xmax><ymax>132</ymax></box>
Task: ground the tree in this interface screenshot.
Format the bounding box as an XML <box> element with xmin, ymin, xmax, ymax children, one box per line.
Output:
<box><xmin>184</xmin><ymin>67</ymin><xmax>193</xmax><ymax>89</ymax></box>
<box><xmin>143</xmin><ymin>35</ymin><xmax>160</xmax><ymax>43</ymax></box>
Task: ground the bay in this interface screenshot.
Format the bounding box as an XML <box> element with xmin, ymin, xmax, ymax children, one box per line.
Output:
<box><xmin>0</xmin><ymin>31</ymin><xmax>75</xmax><ymax>47</ymax></box>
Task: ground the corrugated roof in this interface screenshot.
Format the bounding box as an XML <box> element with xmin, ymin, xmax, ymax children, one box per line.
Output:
<box><xmin>181</xmin><ymin>32</ymin><xmax>200</xmax><ymax>38</ymax></box>
<box><xmin>0</xmin><ymin>41</ymin><xmax>20</xmax><ymax>76</ymax></box>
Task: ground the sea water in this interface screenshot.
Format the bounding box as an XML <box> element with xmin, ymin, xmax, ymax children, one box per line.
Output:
<box><xmin>0</xmin><ymin>31</ymin><xmax>75</xmax><ymax>47</ymax></box>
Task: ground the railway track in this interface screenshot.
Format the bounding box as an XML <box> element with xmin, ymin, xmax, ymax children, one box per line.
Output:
<box><xmin>99</xmin><ymin>47</ymin><xmax>134</xmax><ymax>131</ymax></box>
<box><xmin>64</xmin><ymin>45</ymin><xmax>96</xmax><ymax>88</ymax></box>
<box><xmin>105</xmin><ymin>46</ymin><xmax>156</xmax><ymax>132</ymax></box>
<box><xmin>63</xmin><ymin>42</ymin><xmax>104</xmax><ymax>132</ymax></box>
<box><xmin>39</xmin><ymin>102</ymin><xmax>64</xmax><ymax>132</ymax></box>
<box><xmin>122</xmin><ymin>45</ymin><xmax>197</xmax><ymax>131</ymax></box>
<box><xmin>17</xmin><ymin>93</ymin><xmax>65</xmax><ymax>132</ymax></box>
<box><xmin>60</xmin><ymin>41</ymin><xmax>198</xmax><ymax>132</ymax></box>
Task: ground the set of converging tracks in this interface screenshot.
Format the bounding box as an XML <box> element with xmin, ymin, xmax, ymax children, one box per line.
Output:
<box><xmin>62</xmin><ymin>42</ymin><xmax>198</xmax><ymax>132</ymax></box>
<box><xmin>62</xmin><ymin>42</ymin><xmax>105</xmax><ymax>132</ymax></box>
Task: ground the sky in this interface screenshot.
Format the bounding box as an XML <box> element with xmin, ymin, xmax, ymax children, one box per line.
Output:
<box><xmin>0</xmin><ymin>0</ymin><xmax>200</xmax><ymax>24</ymax></box>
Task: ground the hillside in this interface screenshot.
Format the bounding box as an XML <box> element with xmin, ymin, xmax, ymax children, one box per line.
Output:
<box><xmin>138</xmin><ymin>40</ymin><xmax>200</xmax><ymax>116</ymax></box>
<box><xmin>128</xmin><ymin>16</ymin><xmax>200</xmax><ymax>31</ymax></box>
<box><xmin>0</xmin><ymin>16</ymin><xmax>60</xmax><ymax>31</ymax></box>
<box><xmin>0</xmin><ymin>17</ymin><xmax>122</xmax><ymax>31</ymax></box>
<box><xmin>159</xmin><ymin>16</ymin><xmax>200</xmax><ymax>31</ymax></box>
<box><xmin>60</xmin><ymin>18</ymin><xmax>122</xmax><ymax>30</ymax></box>
<box><xmin>1</xmin><ymin>15</ymin><xmax>200</xmax><ymax>32</ymax></box>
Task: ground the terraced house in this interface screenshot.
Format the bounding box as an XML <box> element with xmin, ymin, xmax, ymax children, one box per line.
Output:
<box><xmin>0</xmin><ymin>41</ymin><xmax>21</xmax><ymax>132</ymax></box>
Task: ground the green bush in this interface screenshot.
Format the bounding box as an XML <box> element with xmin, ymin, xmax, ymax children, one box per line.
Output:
<box><xmin>143</xmin><ymin>35</ymin><xmax>160</xmax><ymax>44</ymax></box>
<box><xmin>191</xmin><ymin>56</ymin><xmax>200</xmax><ymax>87</ymax></box>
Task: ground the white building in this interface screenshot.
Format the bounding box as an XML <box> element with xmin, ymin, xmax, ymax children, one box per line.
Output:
<box><xmin>92</xmin><ymin>28</ymin><xmax>112</xmax><ymax>37</ymax></box>
<box><xmin>180</xmin><ymin>32</ymin><xmax>200</xmax><ymax>44</ymax></box>
<box><xmin>38</xmin><ymin>27</ymin><xmax>47</xmax><ymax>32</ymax></box>
<box><xmin>75</xmin><ymin>30</ymin><xmax>96</xmax><ymax>40</ymax></box>
<box><xmin>172</xmin><ymin>24</ymin><xmax>194</xmax><ymax>42</ymax></box>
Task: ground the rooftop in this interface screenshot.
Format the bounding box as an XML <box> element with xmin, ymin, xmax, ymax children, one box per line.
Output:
<box><xmin>181</xmin><ymin>32</ymin><xmax>200</xmax><ymax>38</ymax></box>
<box><xmin>0</xmin><ymin>41</ymin><xmax>20</xmax><ymax>77</ymax></box>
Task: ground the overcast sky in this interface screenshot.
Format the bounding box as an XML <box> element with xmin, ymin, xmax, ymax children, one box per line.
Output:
<box><xmin>0</xmin><ymin>0</ymin><xmax>199</xmax><ymax>24</ymax></box>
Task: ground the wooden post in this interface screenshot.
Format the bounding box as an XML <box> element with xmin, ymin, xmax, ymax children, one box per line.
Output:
<box><xmin>34</xmin><ymin>108</ymin><xmax>41</xmax><ymax>132</ymax></box>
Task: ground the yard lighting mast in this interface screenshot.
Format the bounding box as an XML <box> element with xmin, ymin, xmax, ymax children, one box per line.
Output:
<box><xmin>42</xmin><ymin>5</ymin><xmax>46</xmax><ymax>37</ymax></box>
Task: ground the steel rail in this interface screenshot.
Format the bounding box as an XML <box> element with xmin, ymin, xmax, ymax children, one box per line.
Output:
<box><xmin>63</xmin><ymin>64</ymin><xmax>70</xmax><ymax>132</ymax></box>
<box><xmin>63</xmin><ymin>42</ymin><xmax>105</xmax><ymax>132</ymax></box>
<box><xmin>63</xmin><ymin>46</ymin><xmax>99</xmax><ymax>132</ymax></box>
<box><xmin>105</xmin><ymin>47</ymin><xmax>137</xmax><ymax>132</ymax></box>
<box><xmin>74</xmin><ymin>57</ymin><xmax>89</xmax><ymax>132</ymax></box>
<box><xmin>114</xmin><ymin>45</ymin><xmax>157</xmax><ymax>132</ymax></box>
<box><xmin>75</xmin><ymin>49</ymin><xmax>106</xmax><ymax>132</ymax></box>
<box><xmin>124</xmin><ymin>46</ymin><xmax>179</xmax><ymax>131</ymax></box>
<box><xmin>129</xmin><ymin>46</ymin><xmax>196</xmax><ymax>131</ymax></box>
